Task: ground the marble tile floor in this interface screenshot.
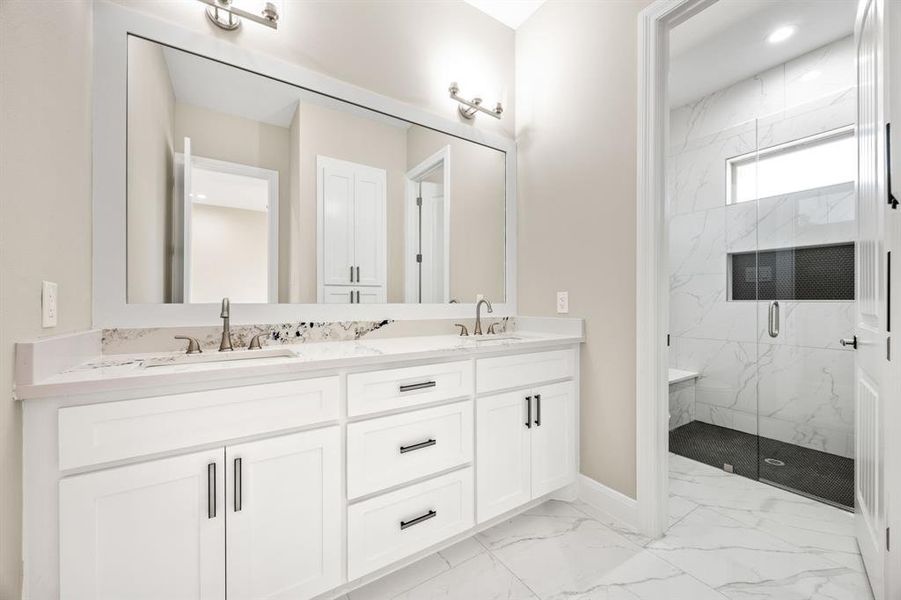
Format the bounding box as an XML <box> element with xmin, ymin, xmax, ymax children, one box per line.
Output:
<box><xmin>337</xmin><ymin>454</ymin><xmax>872</xmax><ymax>600</ymax></box>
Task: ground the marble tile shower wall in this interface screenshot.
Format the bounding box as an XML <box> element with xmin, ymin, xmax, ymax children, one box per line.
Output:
<box><xmin>668</xmin><ymin>36</ymin><xmax>857</xmax><ymax>458</ymax></box>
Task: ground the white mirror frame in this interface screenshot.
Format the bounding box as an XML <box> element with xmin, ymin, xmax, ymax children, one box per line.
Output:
<box><xmin>92</xmin><ymin>1</ymin><xmax>516</xmax><ymax>327</ymax></box>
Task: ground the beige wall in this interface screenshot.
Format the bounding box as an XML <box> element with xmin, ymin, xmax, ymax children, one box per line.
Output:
<box><xmin>126</xmin><ymin>37</ymin><xmax>175</xmax><ymax>304</ymax></box>
<box><xmin>295</xmin><ymin>101</ymin><xmax>408</xmax><ymax>303</ymax></box>
<box><xmin>173</xmin><ymin>102</ymin><xmax>292</xmax><ymax>301</ymax></box>
<box><xmin>516</xmin><ymin>0</ymin><xmax>651</xmax><ymax>498</ymax></box>
<box><xmin>407</xmin><ymin>128</ymin><xmax>506</xmax><ymax>303</ymax></box>
<box><xmin>0</xmin><ymin>2</ymin><xmax>94</xmax><ymax>597</ymax></box>
<box><xmin>191</xmin><ymin>204</ymin><xmax>269</xmax><ymax>303</ymax></box>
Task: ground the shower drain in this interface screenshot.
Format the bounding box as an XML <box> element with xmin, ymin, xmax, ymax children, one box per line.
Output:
<box><xmin>764</xmin><ymin>458</ymin><xmax>786</xmax><ymax>467</ymax></box>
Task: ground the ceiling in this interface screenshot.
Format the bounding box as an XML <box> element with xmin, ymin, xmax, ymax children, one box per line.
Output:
<box><xmin>669</xmin><ymin>0</ymin><xmax>857</xmax><ymax>107</ymax></box>
<box><xmin>463</xmin><ymin>0</ymin><xmax>546</xmax><ymax>30</ymax></box>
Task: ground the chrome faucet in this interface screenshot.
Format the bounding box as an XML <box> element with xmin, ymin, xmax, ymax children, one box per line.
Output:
<box><xmin>219</xmin><ymin>297</ymin><xmax>233</xmax><ymax>352</ymax></box>
<box><xmin>474</xmin><ymin>297</ymin><xmax>493</xmax><ymax>336</ymax></box>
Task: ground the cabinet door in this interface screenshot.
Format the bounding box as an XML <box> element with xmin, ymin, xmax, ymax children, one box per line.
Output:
<box><xmin>226</xmin><ymin>427</ymin><xmax>342</xmax><ymax>600</ymax></box>
<box><xmin>530</xmin><ymin>381</ymin><xmax>577</xmax><ymax>497</ymax></box>
<box><xmin>476</xmin><ymin>390</ymin><xmax>531</xmax><ymax>523</ymax></box>
<box><xmin>60</xmin><ymin>449</ymin><xmax>225</xmax><ymax>600</ymax></box>
<box><xmin>322</xmin><ymin>285</ymin><xmax>355</xmax><ymax>304</ymax></box>
<box><xmin>353</xmin><ymin>165</ymin><xmax>386</xmax><ymax>287</ymax></box>
<box><xmin>319</xmin><ymin>157</ymin><xmax>356</xmax><ymax>288</ymax></box>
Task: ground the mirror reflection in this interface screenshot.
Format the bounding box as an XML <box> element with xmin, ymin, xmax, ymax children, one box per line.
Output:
<box><xmin>126</xmin><ymin>36</ymin><xmax>506</xmax><ymax>305</ymax></box>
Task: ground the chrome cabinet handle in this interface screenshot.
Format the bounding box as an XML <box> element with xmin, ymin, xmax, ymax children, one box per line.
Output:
<box><xmin>207</xmin><ymin>463</ymin><xmax>216</xmax><ymax>519</ymax></box>
<box><xmin>350</xmin><ymin>265</ymin><xmax>354</xmax><ymax>282</ymax></box>
<box><xmin>534</xmin><ymin>394</ymin><xmax>542</xmax><ymax>427</ymax></box>
<box><xmin>400</xmin><ymin>509</ymin><xmax>437</xmax><ymax>530</ymax></box>
<box><xmin>399</xmin><ymin>381</ymin><xmax>436</xmax><ymax>393</ymax></box>
<box><xmin>233</xmin><ymin>458</ymin><xmax>242</xmax><ymax>512</ymax></box>
<box><xmin>840</xmin><ymin>336</ymin><xmax>858</xmax><ymax>349</ymax></box>
<box><xmin>768</xmin><ymin>301</ymin><xmax>780</xmax><ymax>338</ymax></box>
<box><xmin>356</xmin><ymin>290</ymin><xmax>360</xmax><ymax>304</ymax></box>
<box><xmin>399</xmin><ymin>439</ymin><xmax>437</xmax><ymax>454</ymax></box>
<box><xmin>349</xmin><ymin>290</ymin><xmax>354</xmax><ymax>303</ymax></box>
<box><xmin>525</xmin><ymin>396</ymin><xmax>532</xmax><ymax>429</ymax></box>
<box><xmin>356</xmin><ymin>266</ymin><xmax>361</xmax><ymax>282</ymax></box>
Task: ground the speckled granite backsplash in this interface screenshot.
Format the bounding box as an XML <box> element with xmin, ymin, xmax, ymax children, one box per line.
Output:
<box><xmin>102</xmin><ymin>318</ymin><xmax>511</xmax><ymax>355</ymax></box>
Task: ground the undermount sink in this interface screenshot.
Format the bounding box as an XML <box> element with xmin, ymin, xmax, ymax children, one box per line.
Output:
<box><xmin>466</xmin><ymin>334</ymin><xmax>524</xmax><ymax>344</ymax></box>
<box><xmin>142</xmin><ymin>346</ymin><xmax>296</xmax><ymax>368</ymax></box>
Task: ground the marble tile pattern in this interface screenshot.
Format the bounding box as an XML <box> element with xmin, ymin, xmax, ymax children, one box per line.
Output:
<box><xmin>668</xmin><ymin>36</ymin><xmax>857</xmax><ymax>456</ymax></box>
<box><xmin>101</xmin><ymin>318</ymin><xmax>511</xmax><ymax>354</ymax></box>
<box><xmin>669</xmin><ymin>380</ymin><xmax>696</xmax><ymax>431</ymax></box>
<box><xmin>334</xmin><ymin>455</ymin><xmax>871</xmax><ymax>600</ymax></box>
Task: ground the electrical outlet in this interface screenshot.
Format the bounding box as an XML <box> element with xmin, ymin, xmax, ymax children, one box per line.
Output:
<box><xmin>42</xmin><ymin>281</ymin><xmax>58</xmax><ymax>328</ymax></box>
<box><xmin>556</xmin><ymin>291</ymin><xmax>569</xmax><ymax>314</ymax></box>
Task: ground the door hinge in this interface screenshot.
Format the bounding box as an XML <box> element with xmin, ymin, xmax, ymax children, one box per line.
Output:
<box><xmin>416</xmin><ymin>254</ymin><xmax>422</xmax><ymax>263</ymax></box>
<box><xmin>416</xmin><ymin>197</ymin><xmax>423</xmax><ymax>207</ymax></box>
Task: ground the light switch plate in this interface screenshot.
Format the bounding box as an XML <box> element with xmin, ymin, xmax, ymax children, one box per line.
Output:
<box><xmin>42</xmin><ymin>281</ymin><xmax>58</xmax><ymax>328</ymax></box>
<box><xmin>556</xmin><ymin>291</ymin><xmax>569</xmax><ymax>314</ymax></box>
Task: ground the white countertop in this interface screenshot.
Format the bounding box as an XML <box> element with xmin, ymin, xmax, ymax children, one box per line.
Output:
<box><xmin>668</xmin><ymin>368</ymin><xmax>699</xmax><ymax>385</ymax></box>
<box><xmin>15</xmin><ymin>331</ymin><xmax>583</xmax><ymax>400</ymax></box>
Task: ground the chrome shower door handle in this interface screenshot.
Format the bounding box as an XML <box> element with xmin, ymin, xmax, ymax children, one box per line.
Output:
<box><xmin>768</xmin><ymin>301</ymin><xmax>780</xmax><ymax>338</ymax></box>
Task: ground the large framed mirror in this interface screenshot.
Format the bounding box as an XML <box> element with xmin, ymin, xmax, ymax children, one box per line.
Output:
<box><xmin>93</xmin><ymin>3</ymin><xmax>515</xmax><ymax>327</ymax></box>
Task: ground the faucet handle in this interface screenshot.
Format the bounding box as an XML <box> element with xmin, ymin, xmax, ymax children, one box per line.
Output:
<box><xmin>174</xmin><ymin>336</ymin><xmax>202</xmax><ymax>354</ymax></box>
<box><xmin>487</xmin><ymin>322</ymin><xmax>500</xmax><ymax>335</ymax></box>
<box><xmin>247</xmin><ymin>333</ymin><xmax>265</xmax><ymax>350</ymax></box>
<box><xmin>454</xmin><ymin>323</ymin><xmax>469</xmax><ymax>337</ymax></box>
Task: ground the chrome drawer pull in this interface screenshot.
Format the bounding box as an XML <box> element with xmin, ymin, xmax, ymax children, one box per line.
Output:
<box><xmin>399</xmin><ymin>381</ymin><xmax>437</xmax><ymax>393</ymax></box>
<box><xmin>400</xmin><ymin>509</ymin><xmax>437</xmax><ymax>530</ymax></box>
<box><xmin>534</xmin><ymin>394</ymin><xmax>542</xmax><ymax>427</ymax></box>
<box><xmin>525</xmin><ymin>396</ymin><xmax>532</xmax><ymax>429</ymax></box>
<box><xmin>399</xmin><ymin>439</ymin><xmax>437</xmax><ymax>454</ymax></box>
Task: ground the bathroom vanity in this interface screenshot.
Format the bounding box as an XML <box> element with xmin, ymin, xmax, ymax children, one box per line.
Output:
<box><xmin>18</xmin><ymin>327</ymin><xmax>582</xmax><ymax>599</ymax></box>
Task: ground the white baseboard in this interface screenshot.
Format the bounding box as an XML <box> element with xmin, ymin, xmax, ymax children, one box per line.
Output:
<box><xmin>577</xmin><ymin>474</ymin><xmax>639</xmax><ymax>531</ymax></box>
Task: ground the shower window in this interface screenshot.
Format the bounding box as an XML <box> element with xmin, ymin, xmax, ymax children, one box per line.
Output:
<box><xmin>727</xmin><ymin>127</ymin><xmax>856</xmax><ymax>204</ymax></box>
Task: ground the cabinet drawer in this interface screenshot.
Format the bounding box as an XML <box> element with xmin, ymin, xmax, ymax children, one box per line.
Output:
<box><xmin>476</xmin><ymin>349</ymin><xmax>574</xmax><ymax>394</ymax></box>
<box><xmin>347</xmin><ymin>401</ymin><xmax>473</xmax><ymax>499</ymax></box>
<box><xmin>58</xmin><ymin>377</ymin><xmax>339</xmax><ymax>470</ymax></box>
<box><xmin>347</xmin><ymin>468</ymin><xmax>474</xmax><ymax>580</ymax></box>
<box><xmin>347</xmin><ymin>360</ymin><xmax>472</xmax><ymax>416</ymax></box>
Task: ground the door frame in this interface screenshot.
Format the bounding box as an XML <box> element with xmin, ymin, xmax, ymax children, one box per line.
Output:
<box><xmin>180</xmin><ymin>152</ymin><xmax>280</xmax><ymax>303</ymax></box>
<box><xmin>404</xmin><ymin>146</ymin><xmax>452</xmax><ymax>303</ymax></box>
<box><xmin>634</xmin><ymin>0</ymin><xmax>718</xmax><ymax>539</ymax></box>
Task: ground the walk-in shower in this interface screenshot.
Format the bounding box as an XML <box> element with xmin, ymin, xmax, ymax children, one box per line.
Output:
<box><xmin>667</xmin><ymin>32</ymin><xmax>858</xmax><ymax>510</ymax></box>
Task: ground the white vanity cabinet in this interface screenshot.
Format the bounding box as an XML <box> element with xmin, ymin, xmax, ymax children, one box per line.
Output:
<box><xmin>60</xmin><ymin>449</ymin><xmax>226</xmax><ymax>600</ymax></box>
<box><xmin>226</xmin><ymin>428</ymin><xmax>342</xmax><ymax>600</ymax></box>
<box><xmin>23</xmin><ymin>339</ymin><xmax>581</xmax><ymax>600</ymax></box>
<box><xmin>59</xmin><ymin>427</ymin><xmax>342</xmax><ymax>600</ymax></box>
<box><xmin>476</xmin><ymin>380</ymin><xmax>576</xmax><ymax>523</ymax></box>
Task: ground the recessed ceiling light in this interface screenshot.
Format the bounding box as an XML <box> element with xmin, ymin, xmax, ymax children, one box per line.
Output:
<box><xmin>800</xmin><ymin>70</ymin><xmax>821</xmax><ymax>82</ymax></box>
<box><xmin>767</xmin><ymin>25</ymin><xmax>797</xmax><ymax>44</ymax></box>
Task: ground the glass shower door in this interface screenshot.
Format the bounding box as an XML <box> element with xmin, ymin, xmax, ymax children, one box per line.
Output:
<box><xmin>749</xmin><ymin>106</ymin><xmax>857</xmax><ymax>510</ymax></box>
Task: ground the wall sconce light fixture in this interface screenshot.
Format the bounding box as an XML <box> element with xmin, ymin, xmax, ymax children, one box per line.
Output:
<box><xmin>449</xmin><ymin>82</ymin><xmax>503</xmax><ymax>120</ymax></box>
<box><xmin>197</xmin><ymin>0</ymin><xmax>279</xmax><ymax>31</ymax></box>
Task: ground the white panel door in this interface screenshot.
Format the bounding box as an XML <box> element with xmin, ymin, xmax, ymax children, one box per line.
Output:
<box><xmin>226</xmin><ymin>427</ymin><xmax>341</xmax><ymax>600</ymax></box>
<box><xmin>530</xmin><ymin>381</ymin><xmax>577</xmax><ymax>497</ymax></box>
<box><xmin>476</xmin><ymin>390</ymin><xmax>531</xmax><ymax>523</ymax></box>
<box><xmin>59</xmin><ymin>449</ymin><xmax>225</xmax><ymax>600</ymax></box>
<box><xmin>855</xmin><ymin>0</ymin><xmax>889</xmax><ymax>596</ymax></box>
<box><xmin>319</xmin><ymin>157</ymin><xmax>356</xmax><ymax>288</ymax></box>
<box><xmin>353</xmin><ymin>166</ymin><xmax>387</xmax><ymax>288</ymax></box>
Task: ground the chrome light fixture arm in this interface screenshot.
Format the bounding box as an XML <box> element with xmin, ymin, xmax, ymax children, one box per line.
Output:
<box><xmin>197</xmin><ymin>0</ymin><xmax>279</xmax><ymax>31</ymax></box>
<box><xmin>448</xmin><ymin>82</ymin><xmax>503</xmax><ymax>120</ymax></box>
